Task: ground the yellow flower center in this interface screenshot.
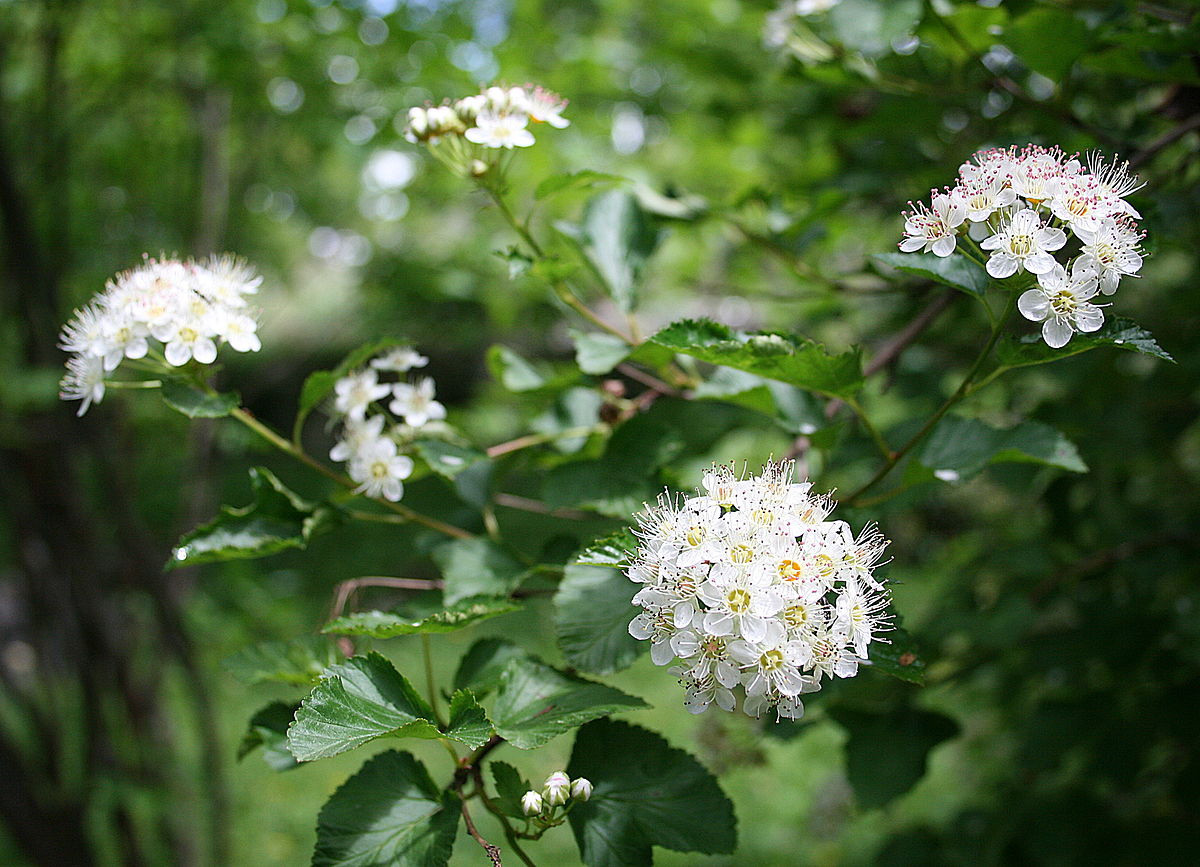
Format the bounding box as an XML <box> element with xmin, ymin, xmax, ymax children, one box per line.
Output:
<box><xmin>685</xmin><ymin>526</ymin><xmax>705</xmax><ymax>547</ymax></box>
<box><xmin>783</xmin><ymin>603</ymin><xmax>810</xmax><ymax>629</ymax></box>
<box><xmin>759</xmin><ymin>649</ymin><xmax>785</xmax><ymax>671</ymax></box>
<box><xmin>1010</xmin><ymin>234</ymin><xmax>1033</xmax><ymax>256</ymax></box>
<box><xmin>777</xmin><ymin>559</ymin><xmax>804</xmax><ymax>581</ymax></box>
<box><xmin>729</xmin><ymin>545</ymin><xmax>755</xmax><ymax>564</ymax></box>
<box><xmin>726</xmin><ymin>588</ymin><xmax>751</xmax><ymax>614</ymax></box>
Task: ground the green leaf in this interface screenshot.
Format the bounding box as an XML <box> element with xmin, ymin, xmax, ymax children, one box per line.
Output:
<box><xmin>169</xmin><ymin>467</ymin><xmax>339</xmax><ymax>569</ymax></box>
<box><xmin>491</xmin><ymin>657</ymin><xmax>648</xmax><ymax>750</ymax></box>
<box><xmin>223</xmin><ymin>635</ymin><xmax>341</xmax><ymax>687</ymax></box>
<box><xmin>535</xmin><ymin>170</ymin><xmax>626</xmax><ymax>201</ymax></box>
<box><xmin>828</xmin><ymin>0</ymin><xmax>923</xmax><ymax>58</ymax></box>
<box><xmin>693</xmin><ymin>368</ymin><xmax>826</xmax><ymax>435</ymax></box>
<box><xmin>313</xmin><ymin>750</ymin><xmax>458</xmax><ymax>867</ymax></box>
<box><xmin>238</xmin><ymin>701</ymin><xmax>300</xmax><ymax>772</ymax></box>
<box><xmin>288</xmin><ymin>653</ymin><xmax>442</xmax><ymax>762</ymax></box>
<box><xmin>495</xmin><ymin>246</ymin><xmax>534</xmax><ymax>279</ymax></box>
<box><xmin>414</xmin><ymin>439</ymin><xmax>493</xmax><ymax>509</ymax></box>
<box><xmin>830</xmin><ymin>706</ymin><xmax>959</xmax><ymax>808</ymax></box>
<box><xmin>1004</xmin><ymin>7</ymin><xmax>1091</xmax><ymax>81</ymax></box>
<box><xmin>453</xmin><ymin>638</ymin><xmax>530</xmax><ymax>698</ymax></box>
<box><xmin>323</xmin><ymin>595</ymin><xmax>519</xmax><ymax>639</ymax></box>
<box><xmin>490</xmin><ymin>761</ymin><xmax>532</xmax><ymax>819</ymax></box>
<box><xmin>567</xmin><ymin>719</ymin><xmax>737</xmax><ymax>866</ymax></box>
<box><xmin>917</xmin><ymin>416</ymin><xmax>1087</xmax><ymax>481</ymax></box>
<box><xmin>530</xmin><ymin>387</ymin><xmax>604</xmax><ymax>455</ymax></box>
<box><xmin>442</xmin><ymin>690</ymin><xmax>492</xmax><ymax>749</ymax></box>
<box><xmin>542</xmin><ymin>417</ymin><xmax>684</xmax><ymax>518</ymax></box>
<box><xmin>160</xmin><ymin>379</ymin><xmax>240</xmax><ymax>418</ymax></box>
<box><xmin>485</xmin><ymin>344</ymin><xmax>573</xmax><ymax>393</ymax></box>
<box><xmin>652</xmin><ymin>318</ymin><xmax>864</xmax><ymax>399</ymax></box>
<box><xmin>556</xmin><ymin>564</ymin><xmax>645</xmax><ymax>676</ymax></box>
<box><xmin>431</xmin><ymin>537</ymin><xmax>527</xmax><ymax>605</ymax></box>
<box><xmin>872</xmin><ymin>252</ymin><xmax>988</xmax><ymax>299</ymax></box>
<box><xmin>575</xmin><ymin>529</ymin><xmax>637</xmax><ymax>568</ymax></box>
<box><xmin>562</xmin><ymin>189</ymin><xmax>662</xmax><ymax>312</ymax></box>
<box><xmin>996</xmin><ymin>317</ymin><xmax>1174</xmax><ymax>368</ymax></box>
<box><xmin>296</xmin><ymin>338</ymin><xmax>411</xmax><ymax>437</ymax></box>
<box><xmin>867</xmin><ymin>626</ymin><xmax>926</xmax><ymax>686</ymax></box>
<box><xmin>572</xmin><ymin>329</ymin><xmax>631</xmax><ymax>375</ymax></box>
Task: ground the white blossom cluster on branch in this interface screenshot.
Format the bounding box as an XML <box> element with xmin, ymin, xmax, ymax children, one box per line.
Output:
<box><xmin>900</xmin><ymin>145</ymin><xmax>1146</xmax><ymax>348</ymax></box>
<box><xmin>403</xmin><ymin>84</ymin><xmax>569</xmax><ymax>176</ymax></box>
<box><xmin>627</xmin><ymin>460</ymin><xmax>891</xmax><ymax>721</ymax></box>
<box><xmin>328</xmin><ymin>347</ymin><xmax>444</xmax><ymax>502</ymax></box>
<box><xmin>58</xmin><ymin>256</ymin><xmax>262</xmax><ymax>415</ymax></box>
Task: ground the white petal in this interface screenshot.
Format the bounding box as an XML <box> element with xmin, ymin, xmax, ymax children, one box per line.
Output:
<box><xmin>1042</xmin><ymin>317</ymin><xmax>1073</xmax><ymax>349</ymax></box>
<box><xmin>986</xmin><ymin>254</ymin><xmax>1018</xmax><ymax>278</ymax></box>
<box><xmin>650</xmin><ymin>639</ymin><xmax>675</xmax><ymax>666</ymax></box>
<box><xmin>1017</xmin><ymin>289</ymin><xmax>1050</xmax><ymax>322</ymax></box>
<box><xmin>931</xmin><ymin>235</ymin><xmax>957</xmax><ymax>257</ymax></box>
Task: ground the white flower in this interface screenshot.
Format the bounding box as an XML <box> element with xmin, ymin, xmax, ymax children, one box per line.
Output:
<box><xmin>348</xmin><ymin>437</ymin><xmax>413</xmax><ymax>502</ymax></box>
<box><xmin>1018</xmin><ymin>261</ymin><xmax>1104</xmax><ymax>349</ymax></box>
<box><xmin>1074</xmin><ymin>219</ymin><xmax>1144</xmax><ymax>295</ymax></box>
<box><xmin>464</xmin><ymin>111</ymin><xmax>535</xmax><ymax>149</ymax></box>
<box><xmin>525</xmin><ymin>86</ymin><xmax>569</xmax><ymax>128</ymax></box>
<box><xmin>627</xmin><ymin>460</ymin><xmax>890</xmax><ymax>720</ymax></box>
<box><xmin>980</xmin><ymin>208</ymin><xmax>1066</xmax><ymax>278</ymax></box>
<box><xmin>329</xmin><ymin>413</ymin><xmax>386</xmax><ymax>463</ymax></box>
<box><xmin>389</xmin><ymin>377</ymin><xmax>446</xmax><ymax>428</ymax></box>
<box><xmin>543</xmin><ymin>771</ymin><xmax>570</xmax><ymax>807</ymax></box>
<box><xmin>521</xmin><ymin>791</ymin><xmax>544</xmax><ymax>816</ymax></box>
<box><xmin>334</xmin><ymin>369</ymin><xmax>391</xmax><ymax>422</ymax></box>
<box><xmin>59</xmin><ymin>354</ymin><xmax>106</xmax><ymax>416</ymax></box>
<box><xmin>955</xmin><ymin>174</ymin><xmax>1017</xmax><ymax>224</ymax></box>
<box><xmin>570</xmin><ymin>777</ymin><xmax>593</xmax><ymax>801</ymax></box>
<box><xmin>370</xmin><ymin>347</ymin><xmax>428</xmax><ymax>373</ymax></box>
<box><xmin>796</xmin><ymin>0</ymin><xmax>841</xmax><ymax>13</ymax></box>
<box><xmin>155</xmin><ymin>318</ymin><xmax>219</xmax><ymax>367</ymax></box>
<box><xmin>899</xmin><ymin>194</ymin><xmax>967</xmax><ymax>257</ymax></box>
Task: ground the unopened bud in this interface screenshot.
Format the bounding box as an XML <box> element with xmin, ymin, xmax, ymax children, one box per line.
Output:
<box><xmin>543</xmin><ymin>770</ymin><xmax>570</xmax><ymax>806</ymax></box>
<box><xmin>570</xmin><ymin>777</ymin><xmax>593</xmax><ymax>801</ymax></box>
<box><xmin>521</xmin><ymin>790</ymin><xmax>543</xmax><ymax>816</ymax></box>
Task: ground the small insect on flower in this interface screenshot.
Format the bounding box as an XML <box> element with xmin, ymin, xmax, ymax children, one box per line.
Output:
<box><xmin>628</xmin><ymin>460</ymin><xmax>891</xmax><ymax>721</ymax></box>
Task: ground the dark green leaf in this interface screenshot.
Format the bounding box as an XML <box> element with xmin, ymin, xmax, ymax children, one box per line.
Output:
<box><xmin>223</xmin><ymin>635</ymin><xmax>341</xmax><ymax>687</ymax></box>
<box><xmin>453</xmin><ymin>639</ymin><xmax>530</xmax><ymax>698</ymax></box>
<box><xmin>323</xmin><ymin>596</ymin><xmax>519</xmax><ymax>638</ymax></box>
<box><xmin>830</xmin><ymin>706</ymin><xmax>959</xmax><ymax>808</ymax></box>
<box><xmin>572</xmin><ymin>329</ymin><xmax>631</xmax><ymax>375</ymax></box>
<box><xmin>693</xmin><ymin>368</ymin><xmax>826</xmax><ymax>435</ymax></box>
<box><xmin>288</xmin><ymin>653</ymin><xmax>441</xmax><ymax>762</ymax></box>
<box><xmin>917</xmin><ymin>416</ymin><xmax>1087</xmax><ymax>480</ymax></box>
<box><xmin>442</xmin><ymin>690</ymin><xmax>492</xmax><ymax>749</ymax></box>
<box><xmin>1004</xmin><ymin>7</ymin><xmax>1091</xmax><ymax>80</ymax></box>
<box><xmin>567</xmin><ymin>719</ymin><xmax>736</xmax><ymax>866</ymax></box>
<box><xmin>867</xmin><ymin>626</ymin><xmax>926</xmax><ymax>686</ymax></box>
<box><xmin>491</xmin><ymin>657</ymin><xmax>648</xmax><ymax>750</ymax></box>
<box><xmin>490</xmin><ymin>761</ymin><xmax>532</xmax><ymax>819</ymax></box>
<box><xmin>296</xmin><ymin>338</ymin><xmax>411</xmax><ymax>437</ymax></box>
<box><xmin>169</xmin><ymin>467</ymin><xmax>339</xmax><ymax>569</ymax></box>
<box><xmin>535</xmin><ymin>170</ymin><xmax>626</xmax><ymax>201</ymax></box>
<box><xmin>996</xmin><ymin>317</ymin><xmax>1174</xmax><ymax>368</ymax></box>
<box><xmin>160</xmin><ymin>379</ymin><xmax>239</xmax><ymax>418</ymax></box>
<box><xmin>575</xmin><ymin>529</ymin><xmax>637</xmax><ymax>568</ymax></box>
<box><xmin>238</xmin><ymin>701</ymin><xmax>300</xmax><ymax>772</ymax></box>
<box><xmin>414</xmin><ymin>440</ymin><xmax>493</xmax><ymax>509</ymax></box>
<box><xmin>872</xmin><ymin>252</ymin><xmax>988</xmax><ymax>299</ymax></box>
<box><xmin>563</xmin><ymin>190</ymin><xmax>662</xmax><ymax>312</ymax></box>
<box><xmin>555</xmin><ymin>564</ymin><xmax>645</xmax><ymax>676</ymax></box>
<box><xmin>529</xmin><ymin>387</ymin><xmax>604</xmax><ymax>455</ymax></box>
<box><xmin>313</xmin><ymin>750</ymin><xmax>458</xmax><ymax>867</ymax></box>
<box><xmin>486</xmin><ymin>344</ymin><xmax>567</xmax><ymax>393</ymax></box>
<box><xmin>652</xmin><ymin>318</ymin><xmax>864</xmax><ymax>399</ymax></box>
<box><xmin>431</xmin><ymin>538</ymin><xmax>527</xmax><ymax>605</ymax></box>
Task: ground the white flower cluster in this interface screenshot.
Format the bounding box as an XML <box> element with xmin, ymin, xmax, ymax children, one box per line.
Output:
<box><xmin>627</xmin><ymin>460</ymin><xmax>890</xmax><ymax>721</ymax></box>
<box><xmin>328</xmin><ymin>347</ymin><xmax>444</xmax><ymax>502</ymax></box>
<box><xmin>521</xmin><ymin>771</ymin><xmax>592</xmax><ymax>820</ymax></box>
<box><xmin>404</xmin><ymin>84</ymin><xmax>568</xmax><ymax>153</ymax></box>
<box><xmin>900</xmin><ymin>145</ymin><xmax>1146</xmax><ymax>348</ymax></box>
<box><xmin>58</xmin><ymin>256</ymin><xmax>262</xmax><ymax>415</ymax></box>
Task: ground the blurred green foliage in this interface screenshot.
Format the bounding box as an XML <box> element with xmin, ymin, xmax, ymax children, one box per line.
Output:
<box><xmin>1</xmin><ymin>0</ymin><xmax>1198</xmax><ymax>865</ymax></box>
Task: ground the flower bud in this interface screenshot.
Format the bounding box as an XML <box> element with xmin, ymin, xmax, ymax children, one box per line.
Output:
<box><xmin>521</xmin><ymin>790</ymin><xmax>543</xmax><ymax>816</ymax></box>
<box><xmin>543</xmin><ymin>770</ymin><xmax>570</xmax><ymax>806</ymax></box>
<box><xmin>570</xmin><ymin>777</ymin><xmax>593</xmax><ymax>801</ymax></box>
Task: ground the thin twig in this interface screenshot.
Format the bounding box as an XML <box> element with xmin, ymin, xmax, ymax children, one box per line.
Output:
<box><xmin>493</xmin><ymin>493</ymin><xmax>594</xmax><ymax>521</ymax></box>
<box><xmin>1128</xmin><ymin>113</ymin><xmax>1200</xmax><ymax>170</ymax></box>
<box><xmin>460</xmin><ymin>798</ymin><xmax>504</xmax><ymax>866</ymax></box>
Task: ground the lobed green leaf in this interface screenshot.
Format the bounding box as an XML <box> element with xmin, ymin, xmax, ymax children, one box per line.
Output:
<box><xmin>287</xmin><ymin>653</ymin><xmax>441</xmax><ymax>762</ymax></box>
<box><xmin>996</xmin><ymin>317</ymin><xmax>1174</xmax><ymax>368</ymax></box>
<box><xmin>323</xmin><ymin>595</ymin><xmax>518</xmax><ymax>639</ymax></box>
<box><xmin>431</xmin><ymin>538</ymin><xmax>528</xmax><ymax>605</ymax></box>
<box><xmin>312</xmin><ymin>750</ymin><xmax>458</xmax><ymax>867</ymax></box>
<box><xmin>160</xmin><ymin>379</ymin><xmax>240</xmax><ymax>418</ymax></box>
<box><xmin>169</xmin><ymin>467</ymin><xmax>339</xmax><ymax>569</ymax></box>
<box><xmin>651</xmin><ymin>318</ymin><xmax>864</xmax><ymax>399</ymax></box>
<box><xmin>567</xmin><ymin>719</ymin><xmax>737</xmax><ymax>866</ymax></box>
<box><xmin>237</xmin><ymin>701</ymin><xmax>301</xmax><ymax>772</ymax></box>
<box><xmin>917</xmin><ymin>416</ymin><xmax>1087</xmax><ymax>481</ymax></box>
<box><xmin>442</xmin><ymin>690</ymin><xmax>493</xmax><ymax>750</ymax></box>
<box><xmin>555</xmin><ymin>564</ymin><xmax>645</xmax><ymax>676</ymax></box>
<box><xmin>872</xmin><ymin>251</ymin><xmax>988</xmax><ymax>299</ymax></box>
<box><xmin>453</xmin><ymin>638</ymin><xmax>529</xmax><ymax>699</ymax></box>
<box><xmin>867</xmin><ymin>626</ymin><xmax>927</xmax><ymax>686</ymax></box>
<box><xmin>491</xmin><ymin>657</ymin><xmax>648</xmax><ymax>750</ymax></box>
<box><xmin>223</xmin><ymin>635</ymin><xmax>341</xmax><ymax>687</ymax></box>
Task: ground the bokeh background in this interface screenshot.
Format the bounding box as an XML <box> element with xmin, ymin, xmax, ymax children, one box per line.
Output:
<box><xmin>1</xmin><ymin>0</ymin><xmax>1198</xmax><ymax>864</ymax></box>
